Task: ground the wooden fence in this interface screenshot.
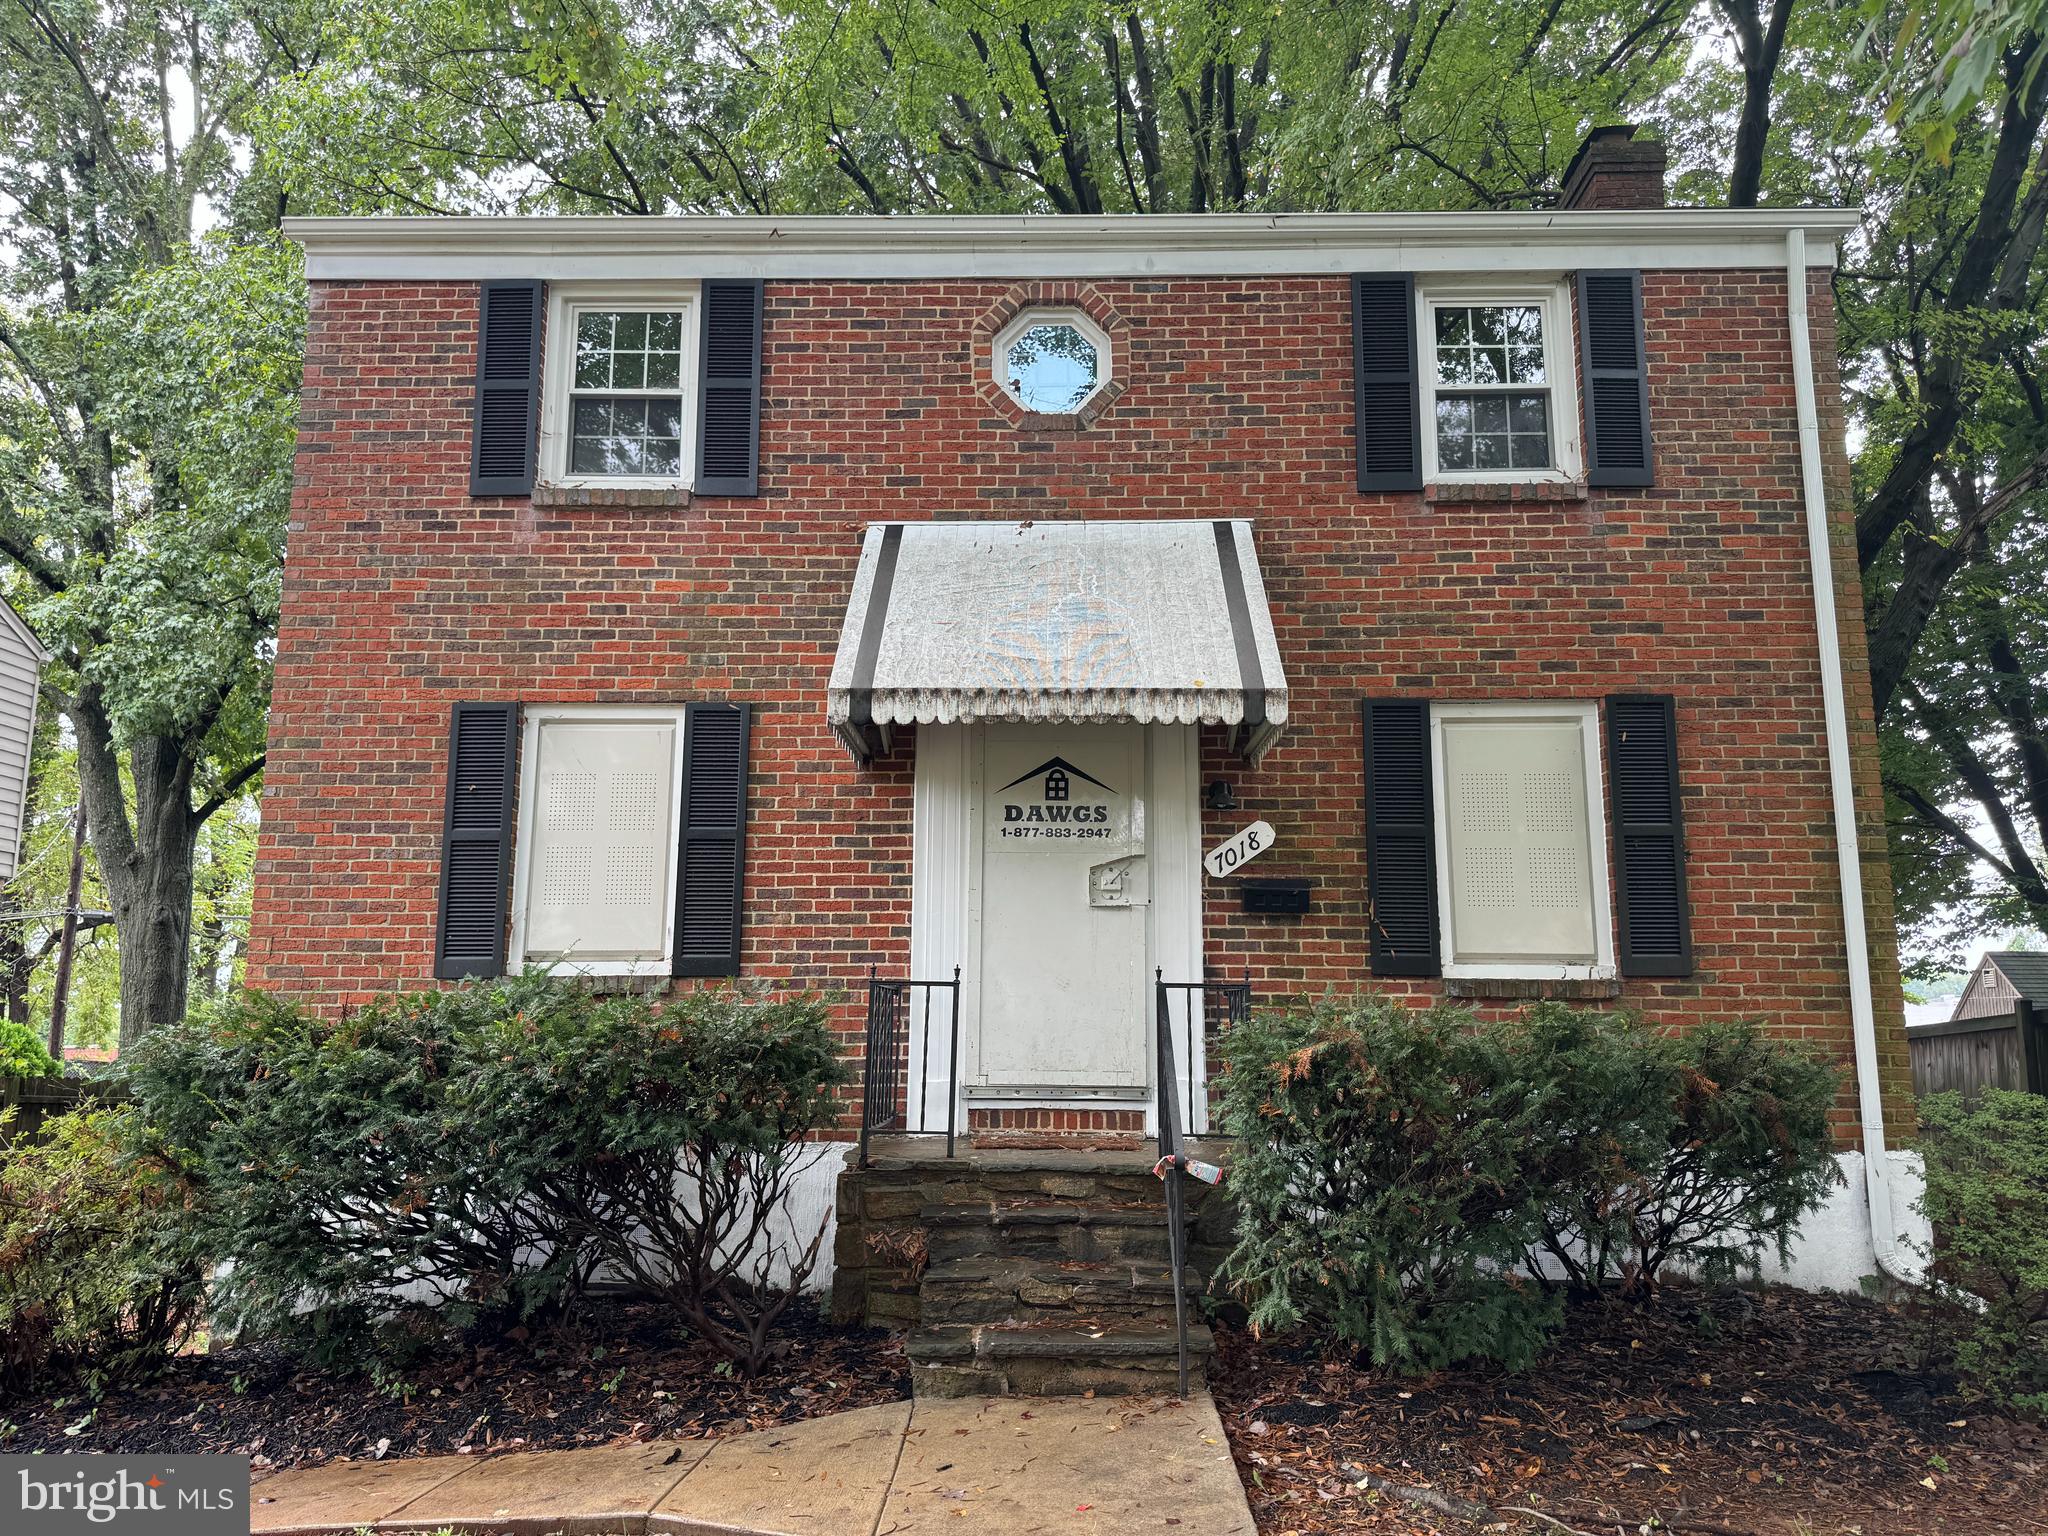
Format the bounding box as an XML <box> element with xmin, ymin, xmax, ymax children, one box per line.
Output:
<box><xmin>0</xmin><ymin>1074</ymin><xmax>121</xmax><ymax>1144</ymax></box>
<box><xmin>1909</xmin><ymin>1000</ymin><xmax>2045</xmax><ymax>1100</ymax></box>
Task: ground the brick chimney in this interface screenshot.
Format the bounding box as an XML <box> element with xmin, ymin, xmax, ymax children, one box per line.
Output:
<box><xmin>1559</xmin><ymin>125</ymin><xmax>1667</xmax><ymax>210</ymax></box>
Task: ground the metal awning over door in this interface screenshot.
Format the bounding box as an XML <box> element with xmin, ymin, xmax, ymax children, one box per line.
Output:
<box><xmin>827</xmin><ymin>519</ymin><xmax>1288</xmax><ymax>764</ymax></box>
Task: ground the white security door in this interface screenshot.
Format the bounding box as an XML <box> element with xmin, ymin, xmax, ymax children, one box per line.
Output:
<box><xmin>976</xmin><ymin>724</ymin><xmax>1149</xmax><ymax>1092</ymax></box>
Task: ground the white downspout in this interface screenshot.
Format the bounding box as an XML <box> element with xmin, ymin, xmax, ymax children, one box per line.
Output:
<box><xmin>1784</xmin><ymin>227</ymin><xmax>1922</xmax><ymax>1286</ymax></box>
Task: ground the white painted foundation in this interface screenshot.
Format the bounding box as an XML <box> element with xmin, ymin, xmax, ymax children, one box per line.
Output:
<box><xmin>1755</xmin><ymin>1150</ymin><xmax>1929</xmax><ymax>1294</ymax></box>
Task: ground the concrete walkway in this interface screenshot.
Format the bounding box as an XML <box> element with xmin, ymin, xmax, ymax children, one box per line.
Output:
<box><xmin>250</xmin><ymin>1391</ymin><xmax>1255</xmax><ymax>1536</ymax></box>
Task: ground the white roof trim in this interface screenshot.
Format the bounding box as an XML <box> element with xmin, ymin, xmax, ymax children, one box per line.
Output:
<box><xmin>285</xmin><ymin>209</ymin><xmax>1863</xmax><ymax>282</ymax></box>
<box><xmin>827</xmin><ymin>520</ymin><xmax>1288</xmax><ymax>765</ymax></box>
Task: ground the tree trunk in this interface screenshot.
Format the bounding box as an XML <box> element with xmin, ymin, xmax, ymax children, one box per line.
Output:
<box><xmin>1720</xmin><ymin>0</ymin><xmax>1793</xmax><ymax>209</ymax></box>
<box><xmin>110</xmin><ymin>830</ymin><xmax>196</xmax><ymax>1049</ymax></box>
<box><xmin>69</xmin><ymin>686</ymin><xmax>200</xmax><ymax>1050</ymax></box>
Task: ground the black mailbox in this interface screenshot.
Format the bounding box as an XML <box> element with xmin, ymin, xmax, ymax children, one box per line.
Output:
<box><xmin>1240</xmin><ymin>878</ymin><xmax>1311</xmax><ymax>915</ymax></box>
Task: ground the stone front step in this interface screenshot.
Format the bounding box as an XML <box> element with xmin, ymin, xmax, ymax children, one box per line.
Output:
<box><xmin>907</xmin><ymin>1321</ymin><xmax>1215</xmax><ymax>1398</ymax></box>
<box><xmin>922</xmin><ymin>1200</ymin><xmax>1171</xmax><ymax>1263</ymax></box>
<box><xmin>918</xmin><ymin>1255</ymin><xmax>1199</xmax><ymax>1327</ymax></box>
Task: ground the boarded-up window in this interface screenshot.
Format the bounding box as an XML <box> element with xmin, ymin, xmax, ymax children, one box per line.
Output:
<box><xmin>1438</xmin><ymin>709</ymin><xmax>1603</xmax><ymax>968</ymax></box>
<box><xmin>520</xmin><ymin>717</ymin><xmax>678</xmax><ymax>965</ymax></box>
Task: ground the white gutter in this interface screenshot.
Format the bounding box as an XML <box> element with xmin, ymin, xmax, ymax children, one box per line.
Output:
<box><xmin>1784</xmin><ymin>226</ymin><xmax>1922</xmax><ymax>1287</ymax></box>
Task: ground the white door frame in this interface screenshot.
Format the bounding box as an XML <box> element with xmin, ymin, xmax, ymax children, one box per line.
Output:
<box><xmin>909</xmin><ymin>722</ymin><xmax>1202</xmax><ymax>1136</ymax></box>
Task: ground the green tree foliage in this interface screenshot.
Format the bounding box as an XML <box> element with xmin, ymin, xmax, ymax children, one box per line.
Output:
<box><xmin>0</xmin><ymin>1</ymin><xmax>304</xmax><ymax>1046</ymax></box>
<box><xmin>1833</xmin><ymin>14</ymin><xmax>2048</xmax><ymax>966</ymax></box>
<box><xmin>0</xmin><ymin>1018</ymin><xmax>60</xmax><ymax>1078</ymax></box>
<box><xmin>253</xmin><ymin>0</ymin><xmax>1691</xmax><ymax>216</ymax></box>
<box><xmin>1918</xmin><ymin>1088</ymin><xmax>2048</xmax><ymax>1413</ymax></box>
<box><xmin>128</xmin><ymin>975</ymin><xmax>845</xmax><ymax>1374</ymax></box>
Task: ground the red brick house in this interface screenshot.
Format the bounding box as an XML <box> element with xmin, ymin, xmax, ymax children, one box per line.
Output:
<box><xmin>255</xmin><ymin>133</ymin><xmax>1921</xmax><ymax>1324</ymax></box>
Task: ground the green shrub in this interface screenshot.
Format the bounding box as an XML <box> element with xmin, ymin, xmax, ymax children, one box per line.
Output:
<box><xmin>1511</xmin><ymin>1010</ymin><xmax>1841</xmax><ymax>1293</ymax></box>
<box><xmin>462</xmin><ymin>987</ymin><xmax>848</xmax><ymax>1370</ymax></box>
<box><xmin>128</xmin><ymin>975</ymin><xmax>845</xmax><ymax>1373</ymax></box>
<box><xmin>1216</xmin><ymin>997</ymin><xmax>1844</xmax><ymax>1373</ymax></box>
<box><xmin>1217</xmin><ymin>996</ymin><xmax>1559</xmax><ymax>1373</ymax></box>
<box><xmin>0</xmin><ymin>1105</ymin><xmax>203</xmax><ymax>1394</ymax></box>
<box><xmin>1918</xmin><ymin>1089</ymin><xmax>2048</xmax><ymax>1414</ymax></box>
<box><xmin>0</xmin><ymin>1019</ymin><xmax>59</xmax><ymax>1079</ymax></box>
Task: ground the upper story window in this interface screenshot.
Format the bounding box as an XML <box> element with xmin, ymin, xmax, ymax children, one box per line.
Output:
<box><xmin>542</xmin><ymin>287</ymin><xmax>699</xmax><ymax>487</ymax></box>
<box><xmin>1417</xmin><ymin>283</ymin><xmax>1581</xmax><ymax>483</ymax></box>
<box><xmin>571</xmin><ymin>310</ymin><xmax>685</xmax><ymax>475</ymax></box>
<box><xmin>995</xmin><ymin>309</ymin><xmax>1110</xmax><ymax>415</ymax></box>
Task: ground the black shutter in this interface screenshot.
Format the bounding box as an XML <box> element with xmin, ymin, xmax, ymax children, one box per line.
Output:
<box><xmin>1363</xmin><ymin>698</ymin><xmax>1440</xmax><ymax>976</ymax></box>
<box><xmin>675</xmin><ymin>702</ymin><xmax>750</xmax><ymax>976</ymax></box>
<box><xmin>695</xmin><ymin>280</ymin><xmax>763</xmax><ymax>496</ymax></box>
<box><xmin>1577</xmin><ymin>270</ymin><xmax>1654</xmax><ymax>487</ymax></box>
<box><xmin>1352</xmin><ymin>274</ymin><xmax>1422</xmax><ymax>493</ymax></box>
<box><xmin>435</xmin><ymin>702</ymin><xmax>518</xmax><ymax>979</ymax></box>
<box><xmin>1606</xmin><ymin>694</ymin><xmax>1693</xmax><ymax>975</ymax></box>
<box><xmin>469</xmin><ymin>281</ymin><xmax>543</xmax><ymax>495</ymax></box>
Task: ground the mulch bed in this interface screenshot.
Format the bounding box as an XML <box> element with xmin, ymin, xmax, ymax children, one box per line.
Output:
<box><xmin>1210</xmin><ymin>1285</ymin><xmax>2048</xmax><ymax>1535</ymax></box>
<box><xmin>0</xmin><ymin>1298</ymin><xmax>908</xmax><ymax>1471</ymax></box>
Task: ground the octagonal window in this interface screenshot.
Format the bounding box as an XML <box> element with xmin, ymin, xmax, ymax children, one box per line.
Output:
<box><xmin>995</xmin><ymin>310</ymin><xmax>1110</xmax><ymax>415</ymax></box>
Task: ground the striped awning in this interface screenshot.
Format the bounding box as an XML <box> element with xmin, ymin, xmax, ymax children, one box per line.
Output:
<box><xmin>827</xmin><ymin>519</ymin><xmax>1288</xmax><ymax>765</ymax></box>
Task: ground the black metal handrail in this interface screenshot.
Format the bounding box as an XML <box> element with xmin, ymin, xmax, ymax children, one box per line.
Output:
<box><xmin>1153</xmin><ymin>972</ymin><xmax>1191</xmax><ymax>1398</ymax></box>
<box><xmin>1156</xmin><ymin>972</ymin><xmax>1251</xmax><ymax>1134</ymax></box>
<box><xmin>1155</xmin><ymin>969</ymin><xmax>1252</xmax><ymax>1399</ymax></box>
<box><xmin>859</xmin><ymin>965</ymin><xmax>963</xmax><ymax>1166</ymax></box>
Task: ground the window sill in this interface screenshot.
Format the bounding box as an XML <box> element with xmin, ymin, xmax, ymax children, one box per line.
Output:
<box><xmin>533</xmin><ymin>482</ymin><xmax>693</xmax><ymax>511</ymax></box>
<box><xmin>1423</xmin><ymin>479</ymin><xmax>1589</xmax><ymax>505</ymax></box>
<box><xmin>1446</xmin><ymin>975</ymin><xmax>1623</xmax><ymax>1001</ymax></box>
<box><xmin>516</xmin><ymin>965</ymin><xmax>676</xmax><ymax>995</ymax></box>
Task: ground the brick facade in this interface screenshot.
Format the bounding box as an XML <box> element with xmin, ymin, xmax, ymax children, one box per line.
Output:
<box><xmin>247</xmin><ymin>263</ymin><xmax>1913</xmax><ymax>1141</ymax></box>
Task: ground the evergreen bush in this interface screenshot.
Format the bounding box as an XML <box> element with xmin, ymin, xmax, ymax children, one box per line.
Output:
<box><xmin>1510</xmin><ymin>1009</ymin><xmax>1841</xmax><ymax>1293</ymax></box>
<box><xmin>1918</xmin><ymin>1089</ymin><xmax>2048</xmax><ymax>1414</ymax></box>
<box><xmin>127</xmin><ymin>975</ymin><xmax>845</xmax><ymax>1373</ymax></box>
<box><xmin>467</xmin><ymin>987</ymin><xmax>847</xmax><ymax>1370</ymax></box>
<box><xmin>1216</xmin><ymin>996</ymin><xmax>1560</xmax><ymax>1372</ymax></box>
<box><xmin>1217</xmin><ymin>996</ymin><xmax>1844</xmax><ymax>1372</ymax></box>
<box><xmin>0</xmin><ymin>1105</ymin><xmax>203</xmax><ymax>1394</ymax></box>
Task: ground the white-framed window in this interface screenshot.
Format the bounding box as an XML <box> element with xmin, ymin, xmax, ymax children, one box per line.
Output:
<box><xmin>1430</xmin><ymin>701</ymin><xmax>1615</xmax><ymax>980</ymax></box>
<box><xmin>508</xmin><ymin>705</ymin><xmax>686</xmax><ymax>977</ymax></box>
<box><xmin>540</xmin><ymin>285</ymin><xmax>699</xmax><ymax>488</ymax></box>
<box><xmin>1416</xmin><ymin>282</ymin><xmax>1582</xmax><ymax>483</ymax></box>
<box><xmin>992</xmin><ymin>308</ymin><xmax>1112</xmax><ymax>414</ymax></box>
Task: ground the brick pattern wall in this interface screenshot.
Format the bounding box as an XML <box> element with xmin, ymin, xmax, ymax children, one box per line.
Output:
<box><xmin>248</xmin><ymin>267</ymin><xmax>1912</xmax><ymax>1141</ymax></box>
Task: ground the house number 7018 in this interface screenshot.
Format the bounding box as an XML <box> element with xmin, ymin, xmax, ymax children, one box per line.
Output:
<box><xmin>1204</xmin><ymin>820</ymin><xmax>1277</xmax><ymax>880</ymax></box>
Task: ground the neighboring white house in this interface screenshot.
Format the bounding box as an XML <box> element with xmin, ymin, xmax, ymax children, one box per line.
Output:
<box><xmin>0</xmin><ymin>599</ymin><xmax>48</xmax><ymax>882</ymax></box>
